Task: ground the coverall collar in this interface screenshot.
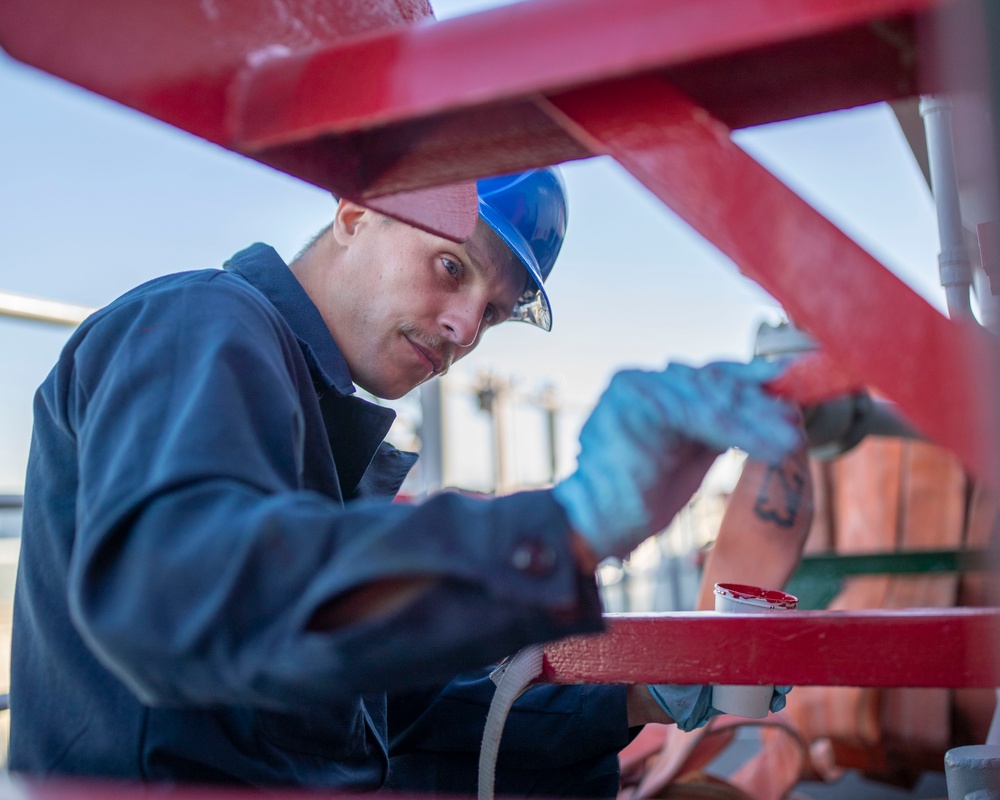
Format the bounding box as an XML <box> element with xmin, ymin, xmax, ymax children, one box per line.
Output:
<box><xmin>223</xmin><ymin>243</ymin><xmax>410</xmax><ymax>499</ymax></box>
<box><xmin>224</xmin><ymin>243</ymin><xmax>356</xmax><ymax>397</ymax></box>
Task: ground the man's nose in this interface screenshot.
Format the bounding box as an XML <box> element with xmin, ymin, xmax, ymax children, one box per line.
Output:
<box><xmin>440</xmin><ymin>299</ymin><xmax>484</xmax><ymax>349</ymax></box>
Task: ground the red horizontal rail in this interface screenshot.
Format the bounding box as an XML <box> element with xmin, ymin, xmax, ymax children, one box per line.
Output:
<box><xmin>232</xmin><ymin>0</ymin><xmax>944</xmax><ymax>147</ymax></box>
<box><xmin>541</xmin><ymin>609</ymin><xmax>1000</xmax><ymax>688</ymax></box>
<box><xmin>230</xmin><ymin>0</ymin><xmax>947</xmax><ymax>204</ymax></box>
<box><xmin>0</xmin><ymin>0</ymin><xmax>951</xmax><ymax>203</ymax></box>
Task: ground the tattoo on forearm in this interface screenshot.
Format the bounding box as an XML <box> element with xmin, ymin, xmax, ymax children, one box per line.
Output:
<box><xmin>753</xmin><ymin>454</ymin><xmax>808</xmax><ymax>529</ymax></box>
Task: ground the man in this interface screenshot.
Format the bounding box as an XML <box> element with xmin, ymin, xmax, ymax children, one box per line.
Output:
<box><xmin>9</xmin><ymin>167</ymin><xmax>803</xmax><ymax>790</ymax></box>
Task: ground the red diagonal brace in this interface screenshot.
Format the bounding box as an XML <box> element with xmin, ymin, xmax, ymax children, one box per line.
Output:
<box><xmin>766</xmin><ymin>351</ymin><xmax>864</xmax><ymax>407</ymax></box>
<box><xmin>541</xmin><ymin>610</ymin><xmax>1000</xmax><ymax>688</ymax></box>
<box><xmin>545</xmin><ymin>75</ymin><xmax>1000</xmax><ymax>490</ymax></box>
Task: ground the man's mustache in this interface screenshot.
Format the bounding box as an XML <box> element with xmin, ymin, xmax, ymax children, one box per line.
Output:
<box><xmin>401</xmin><ymin>324</ymin><xmax>457</xmax><ymax>374</ymax></box>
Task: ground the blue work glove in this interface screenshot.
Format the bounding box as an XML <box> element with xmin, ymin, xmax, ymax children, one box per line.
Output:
<box><xmin>770</xmin><ymin>684</ymin><xmax>793</xmax><ymax>713</ymax></box>
<box><xmin>553</xmin><ymin>359</ymin><xmax>803</xmax><ymax>560</ymax></box>
<box><xmin>648</xmin><ymin>684</ymin><xmax>720</xmax><ymax>733</ymax></box>
<box><xmin>648</xmin><ymin>684</ymin><xmax>793</xmax><ymax>732</ymax></box>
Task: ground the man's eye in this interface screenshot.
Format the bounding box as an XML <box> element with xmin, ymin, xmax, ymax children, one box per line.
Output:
<box><xmin>483</xmin><ymin>306</ymin><xmax>498</xmax><ymax>325</ymax></box>
<box><xmin>442</xmin><ymin>258</ymin><xmax>461</xmax><ymax>277</ymax></box>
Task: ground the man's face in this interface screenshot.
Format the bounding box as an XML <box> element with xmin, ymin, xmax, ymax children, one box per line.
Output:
<box><xmin>321</xmin><ymin>202</ymin><xmax>527</xmax><ymax>400</ymax></box>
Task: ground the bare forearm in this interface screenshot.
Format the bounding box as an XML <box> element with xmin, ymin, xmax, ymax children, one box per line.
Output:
<box><xmin>627</xmin><ymin>683</ymin><xmax>674</xmax><ymax>726</ymax></box>
<box><xmin>696</xmin><ymin>448</ymin><xmax>814</xmax><ymax>610</ymax></box>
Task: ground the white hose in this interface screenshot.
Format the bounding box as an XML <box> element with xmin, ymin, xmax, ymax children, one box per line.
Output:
<box><xmin>987</xmin><ymin>688</ymin><xmax>1000</xmax><ymax>746</ymax></box>
<box><xmin>478</xmin><ymin>644</ymin><xmax>545</xmax><ymax>800</ymax></box>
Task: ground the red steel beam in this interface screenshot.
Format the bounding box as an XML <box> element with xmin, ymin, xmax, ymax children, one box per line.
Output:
<box><xmin>232</xmin><ymin>0</ymin><xmax>943</xmax><ymax>146</ymax></box>
<box><xmin>541</xmin><ymin>610</ymin><xmax>1000</xmax><ymax>688</ymax></box>
<box><xmin>544</xmin><ymin>75</ymin><xmax>1000</xmax><ymax>491</ymax></box>
<box><xmin>0</xmin><ymin>0</ymin><xmax>439</xmax><ymax>145</ymax></box>
<box><xmin>1</xmin><ymin>0</ymin><xmax>955</xmax><ymax>205</ymax></box>
<box><xmin>766</xmin><ymin>351</ymin><xmax>865</xmax><ymax>408</ymax></box>
<box><xmin>232</xmin><ymin>0</ymin><xmax>951</xmax><ymax>198</ymax></box>
<box><xmin>0</xmin><ymin>0</ymin><xmax>483</xmax><ymax>241</ymax></box>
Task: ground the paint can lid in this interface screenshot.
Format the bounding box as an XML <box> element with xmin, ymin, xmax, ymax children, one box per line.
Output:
<box><xmin>714</xmin><ymin>582</ymin><xmax>798</xmax><ymax>609</ymax></box>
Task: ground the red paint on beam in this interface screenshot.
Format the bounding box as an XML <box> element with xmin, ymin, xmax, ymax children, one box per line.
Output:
<box><xmin>545</xmin><ymin>76</ymin><xmax>1000</xmax><ymax>491</ymax></box>
<box><xmin>766</xmin><ymin>351</ymin><xmax>864</xmax><ymax>407</ymax></box>
<box><xmin>0</xmin><ymin>0</ymin><xmax>480</xmax><ymax>241</ymax></box>
<box><xmin>0</xmin><ymin>0</ymin><xmax>438</xmax><ymax>144</ymax></box>
<box><xmin>231</xmin><ymin>0</ymin><xmax>943</xmax><ymax>147</ymax></box>
<box><xmin>541</xmin><ymin>610</ymin><xmax>1000</xmax><ymax>688</ymax></box>
<box><xmin>0</xmin><ymin>0</ymin><xmax>948</xmax><ymax>205</ymax></box>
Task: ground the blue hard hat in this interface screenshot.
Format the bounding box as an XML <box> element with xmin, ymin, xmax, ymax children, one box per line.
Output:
<box><xmin>477</xmin><ymin>167</ymin><xmax>567</xmax><ymax>332</ymax></box>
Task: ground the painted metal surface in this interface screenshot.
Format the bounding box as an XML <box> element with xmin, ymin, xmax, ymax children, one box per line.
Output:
<box><xmin>230</xmin><ymin>0</ymin><xmax>945</xmax><ymax>202</ymax></box>
<box><xmin>544</xmin><ymin>75</ymin><xmax>1000</xmax><ymax>491</ymax></box>
<box><xmin>0</xmin><ymin>0</ymin><xmax>480</xmax><ymax>241</ymax></box>
<box><xmin>542</xmin><ymin>610</ymin><xmax>1000</xmax><ymax>688</ymax></box>
<box><xmin>0</xmin><ymin>0</ymin><xmax>436</xmax><ymax>143</ymax></box>
<box><xmin>0</xmin><ymin>0</ymin><xmax>952</xmax><ymax>226</ymax></box>
<box><xmin>230</xmin><ymin>0</ymin><xmax>941</xmax><ymax>146</ymax></box>
<box><xmin>766</xmin><ymin>351</ymin><xmax>864</xmax><ymax>408</ymax></box>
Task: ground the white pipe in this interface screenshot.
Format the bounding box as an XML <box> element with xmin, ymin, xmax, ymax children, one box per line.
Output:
<box><xmin>418</xmin><ymin>381</ymin><xmax>445</xmax><ymax>495</ymax></box>
<box><xmin>920</xmin><ymin>95</ymin><xmax>975</xmax><ymax>319</ymax></box>
<box><xmin>988</xmin><ymin>688</ymin><xmax>1000</xmax><ymax>746</ymax></box>
<box><xmin>0</xmin><ymin>290</ymin><xmax>94</xmax><ymax>327</ymax></box>
<box><xmin>974</xmin><ymin>266</ymin><xmax>1000</xmax><ymax>336</ymax></box>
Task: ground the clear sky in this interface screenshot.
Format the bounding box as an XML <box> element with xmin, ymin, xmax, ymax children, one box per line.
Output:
<box><xmin>0</xmin><ymin>0</ymin><xmax>946</xmax><ymax>494</ymax></box>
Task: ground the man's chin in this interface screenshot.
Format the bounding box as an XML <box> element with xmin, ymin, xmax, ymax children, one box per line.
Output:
<box><xmin>356</xmin><ymin>374</ymin><xmax>425</xmax><ymax>401</ymax></box>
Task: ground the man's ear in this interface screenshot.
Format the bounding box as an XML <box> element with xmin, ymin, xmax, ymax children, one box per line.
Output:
<box><xmin>333</xmin><ymin>200</ymin><xmax>370</xmax><ymax>244</ymax></box>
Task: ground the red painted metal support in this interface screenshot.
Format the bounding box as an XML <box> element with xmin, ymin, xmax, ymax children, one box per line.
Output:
<box><xmin>766</xmin><ymin>351</ymin><xmax>864</xmax><ymax>408</ymax></box>
<box><xmin>543</xmin><ymin>76</ymin><xmax>1000</xmax><ymax>490</ymax></box>
<box><xmin>227</xmin><ymin>0</ymin><xmax>955</xmax><ymax>206</ymax></box>
<box><xmin>542</xmin><ymin>610</ymin><xmax>1000</xmax><ymax>688</ymax></box>
<box><xmin>3</xmin><ymin>0</ymin><xmax>991</xmax><ymax>469</ymax></box>
<box><xmin>0</xmin><ymin>0</ymin><xmax>957</xmax><ymax>225</ymax></box>
<box><xmin>0</xmin><ymin>0</ymin><xmax>482</xmax><ymax>240</ymax></box>
<box><xmin>229</xmin><ymin>0</ymin><xmax>943</xmax><ymax>146</ymax></box>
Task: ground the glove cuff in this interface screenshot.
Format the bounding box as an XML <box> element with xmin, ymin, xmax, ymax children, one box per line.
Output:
<box><xmin>647</xmin><ymin>684</ymin><xmax>717</xmax><ymax>733</ymax></box>
<box><xmin>552</xmin><ymin>476</ymin><xmax>603</xmax><ymax>556</ymax></box>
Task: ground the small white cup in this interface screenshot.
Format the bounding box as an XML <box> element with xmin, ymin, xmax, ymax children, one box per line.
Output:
<box><xmin>944</xmin><ymin>745</ymin><xmax>1000</xmax><ymax>800</ymax></box>
<box><xmin>712</xmin><ymin>582</ymin><xmax>798</xmax><ymax>718</ymax></box>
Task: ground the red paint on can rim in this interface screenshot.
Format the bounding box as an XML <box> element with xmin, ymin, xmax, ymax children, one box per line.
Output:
<box><xmin>714</xmin><ymin>582</ymin><xmax>798</xmax><ymax>609</ymax></box>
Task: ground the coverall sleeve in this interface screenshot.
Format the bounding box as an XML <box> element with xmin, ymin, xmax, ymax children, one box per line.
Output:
<box><xmin>61</xmin><ymin>275</ymin><xmax>603</xmax><ymax>713</ymax></box>
<box><xmin>387</xmin><ymin>670</ymin><xmax>630</xmax><ymax>797</ymax></box>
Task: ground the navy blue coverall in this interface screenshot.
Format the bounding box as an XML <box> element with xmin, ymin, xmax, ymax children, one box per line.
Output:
<box><xmin>9</xmin><ymin>244</ymin><xmax>629</xmax><ymax>791</ymax></box>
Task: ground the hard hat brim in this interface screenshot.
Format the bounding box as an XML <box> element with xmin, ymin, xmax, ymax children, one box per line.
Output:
<box><xmin>478</xmin><ymin>199</ymin><xmax>553</xmax><ymax>331</ymax></box>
